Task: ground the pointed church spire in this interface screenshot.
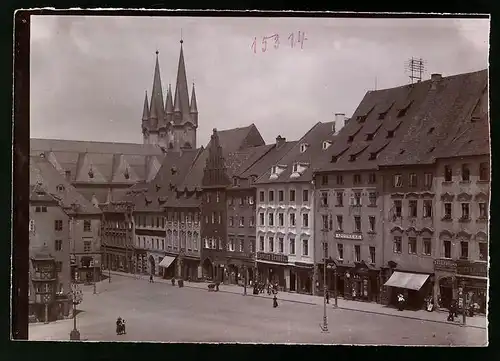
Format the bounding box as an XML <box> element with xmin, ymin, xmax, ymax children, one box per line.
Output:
<box><xmin>149</xmin><ymin>50</ymin><xmax>164</xmax><ymax>129</ymax></box>
<box><xmin>166</xmin><ymin>84</ymin><xmax>173</xmax><ymax>114</ymax></box>
<box><xmin>190</xmin><ymin>83</ymin><xmax>198</xmax><ymax>114</ymax></box>
<box><xmin>142</xmin><ymin>91</ymin><xmax>150</xmax><ymax>121</ymax></box>
<box><xmin>173</xmin><ymin>39</ymin><xmax>191</xmax><ymax>124</ymax></box>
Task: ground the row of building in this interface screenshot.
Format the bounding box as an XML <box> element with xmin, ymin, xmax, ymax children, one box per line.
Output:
<box><xmin>28</xmin><ymin>41</ymin><xmax>489</xmax><ymax>322</ymax></box>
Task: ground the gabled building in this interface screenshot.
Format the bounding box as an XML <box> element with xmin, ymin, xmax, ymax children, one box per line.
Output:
<box><xmin>29</xmin><ymin>155</ymin><xmax>102</xmax><ymax>322</ymax></box>
<box><xmin>200</xmin><ymin>125</ymin><xmax>266</xmax><ymax>283</ymax></box>
<box><xmin>254</xmin><ymin>121</ymin><xmax>339</xmax><ymax>295</ymax></box>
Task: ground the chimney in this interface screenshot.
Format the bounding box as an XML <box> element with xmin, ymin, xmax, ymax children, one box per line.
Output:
<box><xmin>276</xmin><ymin>135</ymin><xmax>286</xmax><ymax>148</ymax></box>
<box><xmin>344</xmin><ymin>118</ymin><xmax>350</xmax><ymax>127</ymax></box>
<box><xmin>431</xmin><ymin>73</ymin><xmax>442</xmax><ymax>90</ymax></box>
<box><xmin>334</xmin><ymin>113</ymin><xmax>345</xmax><ymax>133</ymax></box>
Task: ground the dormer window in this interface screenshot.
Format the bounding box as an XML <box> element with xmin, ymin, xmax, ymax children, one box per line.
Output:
<box><xmin>378</xmin><ymin>111</ymin><xmax>388</xmax><ymax>120</ymax></box>
<box><xmin>88</xmin><ymin>167</ymin><xmax>94</xmax><ymax>179</ymax></box>
<box><xmin>387</xmin><ymin>130</ymin><xmax>394</xmax><ymax>138</ymax></box>
<box><xmin>271</xmin><ymin>166</ymin><xmax>277</xmax><ymax>174</ymax></box>
<box><xmin>331</xmin><ymin>156</ymin><xmax>338</xmax><ymax>163</ymax></box>
<box><xmin>293</xmin><ymin>163</ymin><xmax>298</xmax><ymax>172</ymax></box>
<box><xmin>322</xmin><ymin>141</ymin><xmax>332</xmax><ymax>150</ymax></box>
<box><xmin>300</xmin><ymin>143</ymin><xmax>309</xmax><ymax>153</ymax></box>
<box><xmin>427</xmin><ymin>127</ymin><xmax>435</xmax><ymax>134</ymax></box>
<box><xmin>397</xmin><ymin>101</ymin><xmax>413</xmax><ymax>118</ymax></box>
<box><xmin>357</xmin><ymin>115</ymin><xmax>367</xmax><ymax>123</ymax></box>
<box><xmin>56</xmin><ymin>184</ymin><xmax>65</xmax><ymax>192</ymax></box>
<box><xmin>368</xmin><ymin>152</ymin><xmax>377</xmax><ymax>160</ymax></box>
<box><xmin>348</xmin><ymin>135</ymin><xmax>354</xmax><ymax>143</ymax></box>
<box><xmin>349</xmin><ymin>155</ymin><xmax>356</xmax><ymax>162</ymax></box>
<box><xmin>124</xmin><ymin>168</ymin><xmax>130</xmax><ymax>179</ymax></box>
<box><xmin>366</xmin><ymin>133</ymin><xmax>374</xmax><ymax>141</ymax></box>
<box><xmin>233</xmin><ymin>177</ymin><xmax>239</xmax><ymax>186</ymax></box>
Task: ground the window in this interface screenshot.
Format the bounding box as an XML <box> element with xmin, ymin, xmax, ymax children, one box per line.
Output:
<box><xmin>292</xmin><ymin>163</ymin><xmax>298</xmax><ymax>173</ymax></box>
<box><xmin>409</xmin><ymin>200</ymin><xmax>418</xmax><ymax>218</ymax></box>
<box><xmin>156</xmin><ymin>217</ymin><xmax>160</xmax><ymax>227</ymax></box>
<box><xmin>460</xmin><ymin>241</ymin><xmax>469</xmax><ymax>259</ymax></box>
<box><xmin>409</xmin><ymin>173</ymin><xmax>417</xmax><ymax>187</ymax></box>
<box><xmin>269</xmin><ymin>190</ymin><xmax>274</xmax><ymax>202</ymax></box>
<box><xmin>289</xmin><ymin>189</ymin><xmax>296</xmax><ymax>202</ymax></box>
<box><xmin>461</xmin><ymin>164</ymin><xmax>470</xmax><ymax>182</ymax></box>
<box><xmin>321</xmin><ymin>175</ymin><xmax>328</xmax><ymax>185</ymax></box>
<box><xmin>353</xmin><ymin>174</ymin><xmax>361</xmax><ymax>185</ymax></box>
<box><xmin>444</xmin><ymin>203</ymin><xmax>452</xmax><ymax>219</ymax></box>
<box><xmin>423</xmin><ymin>238</ymin><xmax>431</xmax><ymax>256</ymax></box>
<box><xmin>302</xmin><ymin>239</ymin><xmax>309</xmax><ymax>256</ymax></box>
<box><xmin>29</xmin><ymin>219</ymin><xmax>35</xmax><ymax>232</ymax></box>
<box><xmin>479</xmin><ymin>203</ymin><xmax>487</xmax><ymax>218</ymax></box>
<box><xmin>239</xmin><ymin>217</ymin><xmax>245</xmax><ymax>227</ymax></box>
<box><xmin>249</xmin><ymin>196</ymin><xmax>254</xmax><ymax>205</ymax></box>
<box><xmin>289</xmin><ymin>213</ymin><xmax>296</xmax><ymax>227</ymax></box>
<box><xmin>443</xmin><ymin>240</ymin><xmax>451</xmax><ymax>258</ymax></box>
<box><xmin>35</xmin><ymin>206</ymin><xmax>41</xmax><ymax>212</ymax></box>
<box><xmin>393</xmin><ymin>236</ymin><xmax>402</xmax><ymax>253</ymax></box>
<box><xmin>336</xmin><ymin>175</ymin><xmax>344</xmax><ymax>185</ymax></box>
<box><xmin>206</xmin><ymin>193</ymin><xmax>211</xmax><ymax>203</ymax></box>
<box><xmin>444</xmin><ymin>165</ymin><xmax>452</xmax><ymax>182</ymax></box>
<box><xmin>250</xmin><ymin>216</ymin><xmax>255</xmax><ymax>227</ymax></box>
<box><xmin>289</xmin><ymin>238</ymin><xmax>296</xmax><ymax>255</ymax></box>
<box><xmin>408</xmin><ymin>237</ymin><xmax>417</xmax><ymax>254</ymax></box>
<box><xmin>84</xmin><ymin>241</ymin><xmax>91</xmax><ymax>253</ymax></box>
<box><xmin>369</xmin><ymin>216</ymin><xmax>375</xmax><ymax>232</ymax></box>
<box><xmin>387</xmin><ymin>130</ymin><xmax>395</xmax><ymax>138</ymax></box>
<box><xmin>354</xmin><ymin>216</ymin><xmax>361</xmax><ymax>232</ymax></box>
<box><xmin>260</xmin><ymin>236</ymin><xmax>265</xmax><ymax>251</ymax></box>
<box><xmin>322</xmin><ymin>215</ymin><xmax>329</xmax><ymax>231</ymax></box>
<box><xmin>479</xmin><ymin>242</ymin><xmax>488</xmax><ymax>261</ymax></box>
<box><xmin>278</xmin><ymin>190</ymin><xmax>284</xmax><ymax>202</ymax></box>
<box><xmin>300</xmin><ymin>143</ymin><xmax>308</xmax><ymax>153</ymax></box>
<box><xmin>268</xmin><ymin>213</ymin><xmax>274</xmax><ymax>226</ymax></box>
<box><xmin>278</xmin><ymin>237</ymin><xmax>284</xmax><ymax>253</ymax></box>
<box><xmin>84</xmin><ymin>220</ymin><xmax>91</xmax><ymax>232</ymax></box>
<box><xmin>354</xmin><ymin>245</ymin><xmax>361</xmax><ymax>262</ymax></box>
<box><xmin>368</xmin><ymin>192</ymin><xmax>377</xmax><ymax>206</ymax></box>
<box><xmin>336</xmin><ymin>215</ymin><xmax>343</xmax><ymax>231</ymax></box>
<box><xmin>56</xmin><ymin>261</ymin><xmax>62</xmax><ymax>272</ymax></box>
<box><xmin>337</xmin><ymin>243</ymin><xmax>344</xmax><ymax>260</ymax></box>
<box><xmin>394</xmin><ymin>200</ymin><xmax>402</xmax><ymax>218</ymax></box>
<box><xmin>55</xmin><ymin>239</ymin><xmax>62</xmax><ymax>251</ymax></box>
<box><xmin>162</xmin><ymin>239</ymin><xmax>165</xmax><ymax>250</ymax></box>
<box><xmin>424</xmin><ymin>173</ymin><xmax>433</xmax><ymax>188</ymax></box>
<box><xmin>218</xmin><ymin>212</ymin><xmax>222</xmax><ymax>224</ymax></box>
<box><xmin>302</xmin><ymin>189</ymin><xmax>309</xmax><ymax>202</ymax></box>
<box><xmin>211</xmin><ymin>212</ymin><xmax>215</xmax><ymax>224</ymax></box>
<box><xmin>250</xmin><ymin>241</ymin><xmax>254</xmax><ymax>253</ymax></box>
<box><xmin>336</xmin><ymin>192</ymin><xmax>343</xmax><ymax>206</ymax></box>
<box><xmin>302</xmin><ymin>213</ymin><xmax>309</xmax><ymax>228</ymax></box>
<box><xmin>461</xmin><ymin>203</ymin><xmax>470</xmax><ymax>220</ymax></box>
<box><xmin>41</xmin><ymin>206</ymin><xmax>47</xmax><ymax>212</ymax></box>
<box><xmin>205</xmin><ymin>215</ymin><xmax>209</xmax><ymax>224</ymax></box>
<box><xmin>239</xmin><ymin>240</ymin><xmax>244</xmax><ymax>252</ymax></box>
<box><xmin>269</xmin><ymin>237</ymin><xmax>274</xmax><ymax>252</ymax></box>
<box><xmin>233</xmin><ymin>177</ymin><xmax>238</xmax><ymax>186</ymax></box>
<box><xmin>216</xmin><ymin>192</ymin><xmax>220</xmax><ymax>203</ymax></box>
<box><xmin>54</xmin><ymin>220</ymin><xmax>63</xmax><ymax>231</ymax></box>
<box><xmin>278</xmin><ymin>213</ymin><xmax>284</xmax><ymax>227</ymax></box>
<box><xmin>423</xmin><ymin>200</ymin><xmax>432</xmax><ymax>218</ymax></box>
<box><xmin>369</xmin><ymin>247</ymin><xmax>376</xmax><ymax>264</ymax></box>
<box><xmin>259</xmin><ymin>191</ymin><xmax>265</xmax><ymax>202</ymax></box>
<box><xmin>239</xmin><ymin>197</ymin><xmax>244</xmax><ymax>206</ymax></box>
<box><xmin>321</xmin><ymin>192</ymin><xmax>328</xmax><ymax>207</ymax></box>
<box><xmin>228</xmin><ymin>197</ymin><xmax>234</xmax><ymax>206</ymax></box>
<box><xmin>479</xmin><ymin>162</ymin><xmax>489</xmax><ymax>181</ymax></box>
<box><xmin>229</xmin><ymin>239</ymin><xmax>235</xmax><ymax>252</ymax></box>
<box><xmin>329</xmin><ymin>214</ymin><xmax>333</xmax><ymax>230</ymax></box>
<box><xmin>259</xmin><ymin>213</ymin><xmax>265</xmax><ymax>225</ymax></box>
<box><xmin>393</xmin><ymin>174</ymin><xmax>403</xmax><ymax>187</ymax></box>
<box><xmin>354</xmin><ymin>192</ymin><xmax>361</xmax><ymax>206</ymax></box>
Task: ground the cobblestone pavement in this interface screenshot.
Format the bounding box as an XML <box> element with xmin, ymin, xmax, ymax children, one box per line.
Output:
<box><xmin>28</xmin><ymin>274</ymin><xmax>487</xmax><ymax>345</ymax></box>
<box><xmin>108</xmin><ymin>271</ymin><xmax>487</xmax><ymax>329</ymax></box>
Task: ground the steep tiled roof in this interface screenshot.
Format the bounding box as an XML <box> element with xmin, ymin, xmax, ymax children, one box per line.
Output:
<box><xmin>314</xmin><ymin>69</ymin><xmax>488</xmax><ymax>172</ymax></box>
<box><xmin>30</xmin><ymin>156</ymin><xmax>101</xmax><ymax>215</ymax></box>
<box><xmin>238</xmin><ymin>142</ymin><xmax>296</xmax><ymax>179</ymax></box>
<box><xmin>255</xmin><ymin>122</ymin><xmax>337</xmax><ymax>184</ymax></box>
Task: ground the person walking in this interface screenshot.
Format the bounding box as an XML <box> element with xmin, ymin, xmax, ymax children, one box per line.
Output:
<box><xmin>273</xmin><ymin>294</ymin><xmax>278</xmax><ymax>308</ymax></box>
<box><xmin>149</xmin><ymin>274</ymin><xmax>154</xmax><ymax>283</ymax></box>
<box><xmin>397</xmin><ymin>293</ymin><xmax>405</xmax><ymax>311</ymax></box>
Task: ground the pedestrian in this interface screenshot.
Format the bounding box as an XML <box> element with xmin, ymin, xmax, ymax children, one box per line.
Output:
<box><xmin>326</xmin><ymin>290</ymin><xmax>330</xmax><ymax>304</ymax></box>
<box><xmin>149</xmin><ymin>274</ymin><xmax>153</xmax><ymax>283</ymax></box>
<box><xmin>397</xmin><ymin>293</ymin><xmax>405</xmax><ymax>311</ymax></box>
<box><xmin>267</xmin><ymin>283</ymin><xmax>271</xmax><ymax>295</ymax></box>
<box><xmin>273</xmin><ymin>294</ymin><xmax>278</xmax><ymax>308</ymax></box>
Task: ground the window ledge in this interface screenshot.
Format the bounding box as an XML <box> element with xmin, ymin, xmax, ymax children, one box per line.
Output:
<box><xmin>442</xmin><ymin>180</ymin><xmax>453</xmax><ymax>184</ymax></box>
<box><xmin>393</xmin><ymin>251</ymin><xmax>402</xmax><ymax>254</ymax></box>
<box><xmin>367</xmin><ymin>204</ymin><xmax>378</xmax><ymax>208</ymax></box>
<box><xmin>477</xmin><ymin>217</ymin><xmax>488</xmax><ymax>222</ymax></box>
<box><xmin>458</xmin><ymin>218</ymin><xmax>471</xmax><ymax>223</ymax></box>
<box><xmin>459</xmin><ymin>180</ymin><xmax>471</xmax><ymax>185</ymax></box>
<box><xmin>441</xmin><ymin>217</ymin><xmax>453</xmax><ymax>222</ymax></box>
<box><xmin>367</xmin><ymin>231</ymin><xmax>377</xmax><ymax>235</ymax></box>
<box><xmin>335</xmin><ymin>205</ymin><xmax>344</xmax><ymax>208</ymax></box>
<box><xmin>353</xmin><ymin>230</ymin><xmax>362</xmax><ymax>234</ymax></box>
<box><xmin>477</xmin><ymin>180</ymin><xmax>489</xmax><ymax>184</ymax></box>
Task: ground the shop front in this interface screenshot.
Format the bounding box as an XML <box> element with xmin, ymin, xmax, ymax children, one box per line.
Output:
<box><xmin>256</xmin><ymin>252</ymin><xmax>288</xmax><ymax>289</ymax></box>
<box><xmin>383</xmin><ymin>268</ymin><xmax>433</xmax><ymax>310</ymax></box>
<box><xmin>434</xmin><ymin>258</ymin><xmax>487</xmax><ymax>313</ymax></box>
<box><xmin>158</xmin><ymin>254</ymin><xmax>177</xmax><ymax>279</ymax></box>
<box><xmin>294</xmin><ymin>262</ymin><xmax>313</xmax><ymax>295</ymax></box>
<box><xmin>334</xmin><ymin>261</ymin><xmax>380</xmax><ymax>302</ymax></box>
<box><xmin>226</xmin><ymin>257</ymin><xmax>254</xmax><ymax>286</ymax></box>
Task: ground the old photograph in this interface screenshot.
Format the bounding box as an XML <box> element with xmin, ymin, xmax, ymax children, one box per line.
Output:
<box><xmin>22</xmin><ymin>13</ymin><xmax>489</xmax><ymax>345</ymax></box>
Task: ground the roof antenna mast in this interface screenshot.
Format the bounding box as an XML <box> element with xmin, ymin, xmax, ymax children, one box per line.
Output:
<box><xmin>405</xmin><ymin>57</ymin><xmax>426</xmax><ymax>84</ymax></box>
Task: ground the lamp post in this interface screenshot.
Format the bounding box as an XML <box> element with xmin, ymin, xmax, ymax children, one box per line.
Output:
<box><xmin>333</xmin><ymin>263</ymin><xmax>338</xmax><ymax>308</ymax></box>
<box><xmin>320</xmin><ymin>238</ymin><xmax>329</xmax><ymax>332</ymax></box>
<box><xmin>243</xmin><ymin>265</ymin><xmax>247</xmax><ymax>296</ymax></box>
<box><xmin>69</xmin><ymin>284</ymin><xmax>83</xmax><ymax>340</ymax></box>
<box><xmin>93</xmin><ymin>258</ymin><xmax>97</xmax><ymax>294</ymax></box>
<box><xmin>460</xmin><ymin>281</ymin><xmax>467</xmax><ymax>326</ymax></box>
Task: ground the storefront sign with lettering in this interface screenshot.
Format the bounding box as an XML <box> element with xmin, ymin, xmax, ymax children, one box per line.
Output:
<box><xmin>434</xmin><ymin>259</ymin><xmax>457</xmax><ymax>272</ymax></box>
<box><xmin>457</xmin><ymin>261</ymin><xmax>487</xmax><ymax>278</ymax></box>
<box><xmin>335</xmin><ymin>233</ymin><xmax>363</xmax><ymax>240</ymax></box>
<box><xmin>257</xmin><ymin>252</ymin><xmax>288</xmax><ymax>264</ymax></box>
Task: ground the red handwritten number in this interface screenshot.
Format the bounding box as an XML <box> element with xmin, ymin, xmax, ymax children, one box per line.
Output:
<box><xmin>262</xmin><ymin>37</ymin><xmax>268</xmax><ymax>52</ymax></box>
<box><xmin>251</xmin><ymin>37</ymin><xmax>257</xmax><ymax>54</ymax></box>
<box><xmin>288</xmin><ymin>32</ymin><xmax>294</xmax><ymax>48</ymax></box>
<box><xmin>299</xmin><ymin>31</ymin><xmax>307</xmax><ymax>49</ymax></box>
<box><xmin>272</xmin><ymin>34</ymin><xmax>279</xmax><ymax>49</ymax></box>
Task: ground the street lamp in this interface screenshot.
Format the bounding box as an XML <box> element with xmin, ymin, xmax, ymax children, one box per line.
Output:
<box><xmin>460</xmin><ymin>281</ymin><xmax>467</xmax><ymax>326</ymax></box>
<box><xmin>69</xmin><ymin>284</ymin><xmax>83</xmax><ymax>341</ymax></box>
<box><xmin>243</xmin><ymin>265</ymin><xmax>247</xmax><ymax>296</ymax></box>
<box><xmin>320</xmin><ymin>238</ymin><xmax>329</xmax><ymax>332</ymax></box>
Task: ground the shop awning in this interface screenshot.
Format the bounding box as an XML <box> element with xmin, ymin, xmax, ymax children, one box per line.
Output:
<box><xmin>159</xmin><ymin>256</ymin><xmax>176</xmax><ymax>268</ymax></box>
<box><xmin>384</xmin><ymin>271</ymin><xmax>429</xmax><ymax>291</ymax></box>
<box><xmin>257</xmin><ymin>259</ymin><xmax>288</xmax><ymax>267</ymax></box>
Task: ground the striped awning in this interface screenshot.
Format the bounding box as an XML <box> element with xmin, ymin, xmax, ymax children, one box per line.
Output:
<box><xmin>384</xmin><ymin>271</ymin><xmax>430</xmax><ymax>291</ymax></box>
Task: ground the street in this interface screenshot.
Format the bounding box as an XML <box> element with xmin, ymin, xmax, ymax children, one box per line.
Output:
<box><xmin>29</xmin><ymin>275</ymin><xmax>487</xmax><ymax>345</ymax></box>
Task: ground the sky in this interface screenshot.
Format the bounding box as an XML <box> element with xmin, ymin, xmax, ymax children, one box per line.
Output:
<box><xmin>30</xmin><ymin>14</ymin><xmax>490</xmax><ymax>146</ymax></box>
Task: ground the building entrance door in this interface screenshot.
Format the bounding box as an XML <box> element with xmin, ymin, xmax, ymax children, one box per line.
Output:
<box><xmin>290</xmin><ymin>271</ymin><xmax>296</xmax><ymax>292</ymax></box>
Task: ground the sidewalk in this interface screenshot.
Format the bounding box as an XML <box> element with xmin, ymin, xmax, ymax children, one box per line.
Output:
<box><xmin>107</xmin><ymin>271</ymin><xmax>487</xmax><ymax>330</ymax></box>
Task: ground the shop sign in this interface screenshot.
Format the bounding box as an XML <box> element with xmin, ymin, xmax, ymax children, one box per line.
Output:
<box><xmin>457</xmin><ymin>261</ymin><xmax>487</xmax><ymax>278</ymax></box>
<box><xmin>295</xmin><ymin>262</ymin><xmax>313</xmax><ymax>268</ymax></box>
<box><xmin>257</xmin><ymin>252</ymin><xmax>288</xmax><ymax>264</ymax></box>
<box><xmin>335</xmin><ymin>232</ymin><xmax>363</xmax><ymax>240</ymax></box>
<box><xmin>434</xmin><ymin>259</ymin><xmax>457</xmax><ymax>272</ymax></box>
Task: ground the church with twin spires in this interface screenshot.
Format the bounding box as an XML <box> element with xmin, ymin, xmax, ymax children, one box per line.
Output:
<box><xmin>141</xmin><ymin>39</ymin><xmax>198</xmax><ymax>152</ymax></box>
